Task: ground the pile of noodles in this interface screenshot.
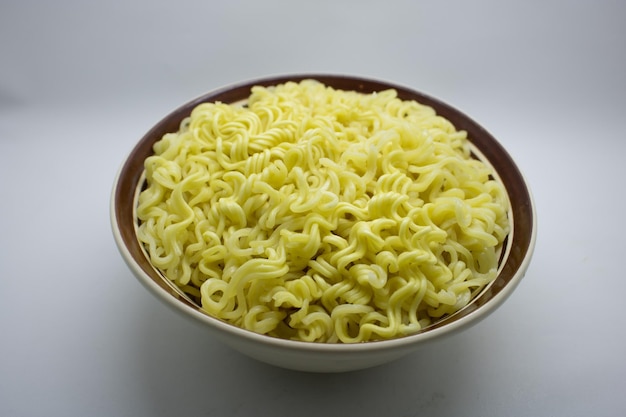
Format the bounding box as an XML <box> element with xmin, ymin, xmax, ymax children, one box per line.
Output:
<box><xmin>136</xmin><ymin>80</ymin><xmax>510</xmax><ymax>343</ymax></box>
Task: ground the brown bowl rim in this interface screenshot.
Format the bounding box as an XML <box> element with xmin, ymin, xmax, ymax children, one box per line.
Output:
<box><xmin>111</xmin><ymin>73</ymin><xmax>536</xmax><ymax>350</ymax></box>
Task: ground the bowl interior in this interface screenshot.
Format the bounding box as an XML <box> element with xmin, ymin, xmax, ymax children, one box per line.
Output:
<box><xmin>112</xmin><ymin>74</ymin><xmax>535</xmax><ymax>343</ymax></box>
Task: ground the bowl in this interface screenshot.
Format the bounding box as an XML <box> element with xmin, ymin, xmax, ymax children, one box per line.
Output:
<box><xmin>111</xmin><ymin>74</ymin><xmax>536</xmax><ymax>372</ymax></box>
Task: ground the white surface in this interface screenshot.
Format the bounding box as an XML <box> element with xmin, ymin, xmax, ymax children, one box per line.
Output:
<box><xmin>1</xmin><ymin>1</ymin><xmax>624</xmax><ymax>416</ymax></box>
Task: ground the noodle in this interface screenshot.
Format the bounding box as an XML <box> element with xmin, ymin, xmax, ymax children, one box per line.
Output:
<box><xmin>136</xmin><ymin>80</ymin><xmax>510</xmax><ymax>343</ymax></box>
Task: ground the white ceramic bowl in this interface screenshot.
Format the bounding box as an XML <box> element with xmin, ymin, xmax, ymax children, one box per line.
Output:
<box><xmin>111</xmin><ymin>74</ymin><xmax>536</xmax><ymax>372</ymax></box>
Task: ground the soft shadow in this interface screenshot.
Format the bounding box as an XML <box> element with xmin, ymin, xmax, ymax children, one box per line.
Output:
<box><xmin>0</xmin><ymin>86</ymin><xmax>26</xmax><ymax>110</ymax></box>
<box><xmin>128</xmin><ymin>293</ymin><xmax>496</xmax><ymax>417</ymax></box>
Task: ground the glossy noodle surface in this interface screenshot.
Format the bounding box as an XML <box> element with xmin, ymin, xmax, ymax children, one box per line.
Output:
<box><xmin>136</xmin><ymin>80</ymin><xmax>510</xmax><ymax>343</ymax></box>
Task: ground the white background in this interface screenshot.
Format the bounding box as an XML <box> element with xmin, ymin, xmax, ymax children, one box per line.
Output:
<box><xmin>1</xmin><ymin>1</ymin><xmax>625</xmax><ymax>416</ymax></box>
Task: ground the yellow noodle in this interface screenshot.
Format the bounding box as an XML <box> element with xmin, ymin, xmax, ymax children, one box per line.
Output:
<box><xmin>136</xmin><ymin>80</ymin><xmax>510</xmax><ymax>343</ymax></box>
